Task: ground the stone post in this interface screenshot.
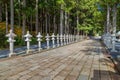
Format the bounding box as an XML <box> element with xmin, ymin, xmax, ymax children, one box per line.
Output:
<box><xmin>63</xmin><ymin>34</ymin><xmax>66</xmax><ymax>45</ymax></box>
<box><xmin>111</xmin><ymin>34</ymin><xmax>117</xmax><ymax>52</ymax></box>
<box><xmin>66</xmin><ymin>34</ymin><xmax>69</xmax><ymax>44</ymax></box>
<box><xmin>46</xmin><ymin>34</ymin><xmax>50</xmax><ymax>49</ymax></box>
<box><xmin>51</xmin><ymin>33</ymin><xmax>56</xmax><ymax>48</ymax></box>
<box><xmin>68</xmin><ymin>34</ymin><xmax>71</xmax><ymax>44</ymax></box>
<box><xmin>60</xmin><ymin>34</ymin><xmax>63</xmax><ymax>46</ymax></box>
<box><xmin>72</xmin><ymin>35</ymin><xmax>74</xmax><ymax>43</ymax></box>
<box><xmin>71</xmin><ymin>35</ymin><xmax>73</xmax><ymax>43</ymax></box>
<box><xmin>57</xmin><ymin>34</ymin><xmax>60</xmax><ymax>47</ymax></box>
<box><xmin>70</xmin><ymin>35</ymin><xmax>72</xmax><ymax>43</ymax></box>
<box><xmin>24</xmin><ymin>31</ymin><xmax>32</xmax><ymax>54</ymax></box>
<box><xmin>6</xmin><ymin>29</ymin><xmax>16</xmax><ymax>57</ymax></box>
<box><xmin>36</xmin><ymin>32</ymin><xmax>43</xmax><ymax>51</ymax></box>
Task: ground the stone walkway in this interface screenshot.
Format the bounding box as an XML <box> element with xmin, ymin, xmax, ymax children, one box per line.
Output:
<box><xmin>0</xmin><ymin>39</ymin><xmax>120</xmax><ymax>80</ymax></box>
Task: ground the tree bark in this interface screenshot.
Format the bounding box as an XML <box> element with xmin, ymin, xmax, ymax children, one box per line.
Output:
<box><xmin>65</xmin><ymin>12</ymin><xmax>67</xmax><ymax>34</ymax></box>
<box><xmin>107</xmin><ymin>4</ymin><xmax>110</xmax><ymax>33</ymax></box>
<box><xmin>10</xmin><ymin>0</ymin><xmax>14</xmax><ymax>31</ymax></box>
<box><xmin>60</xmin><ymin>4</ymin><xmax>64</xmax><ymax>35</ymax></box>
<box><xmin>45</xmin><ymin>13</ymin><xmax>48</xmax><ymax>34</ymax></box>
<box><xmin>0</xmin><ymin>3</ymin><xmax>2</xmax><ymax>22</ymax></box>
<box><xmin>67</xmin><ymin>13</ymin><xmax>70</xmax><ymax>34</ymax></box>
<box><xmin>30</xmin><ymin>15</ymin><xmax>33</xmax><ymax>32</ymax></box>
<box><xmin>18</xmin><ymin>0</ymin><xmax>21</xmax><ymax>27</ymax></box>
<box><xmin>22</xmin><ymin>0</ymin><xmax>26</xmax><ymax>36</ymax></box>
<box><xmin>48</xmin><ymin>14</ymin><xmax>50</xmax><ymax>34</ymax></box>
<box><xmin>112</xmin><ymin>4</ymin><xmax>117</xmax><ymax>34</ymax></box>
<box><xmin>35</xmin><ymin>0</ymin><xmax>38</xmax><ymax>34</ymax></box>
<box><xmin>5</xmin><ymin>3</ymin><xmax>8</xmax><ymax>33</ymax></box>
<box><xmin>53</xmin><ymin>15</ymin><xmax>56</xmax><ymax>34</ymax></box>
<box><xmin>77</xmin><ymin>11</ymin><xmax>79</xmax><ymax>35</ymax></box>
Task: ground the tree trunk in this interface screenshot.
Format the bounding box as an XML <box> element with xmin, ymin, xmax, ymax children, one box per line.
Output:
<box><xmin>18</xmin><ymin>0</ymin><xmax>21</xmax><ymax>27</ymax></box>
<box><xmin>107</xmin><ymin>4</ymin><xmax>110</xmax><ymax>33</ymax></box>
<box><xmin>65</xmin><ymin>12</ymin><xmax>67</xmax><ymax>34</ymax></box>
<box><xmin>35</xmin><ymin>0</ymin><xmax>38</xmax><ymax>34</ymax></box>
<box><xmin>0</xmin><ymin>3</ymin><xmax>2</xmax><ymax>22</ymax></box>
<box><xmin>67</xmin><ymin>13</ymin><xmax>70</xmax><ymax>34</ymax></box>
<box><xmin>5</xmin><ymin>3</ymin><xmax>8</xmax><ymax>33</ymax></box>
<box><xmin>112</xmin><ymin>4</ymin><xmax>117</xmax><ymax>34</ymax></box>
<box><xmin>77</xmin><ymin>11</ymin><xmax>79</xmax><ymax>35</ymax></box>
<box><xmin>22</xmin><ymin>0</ymin><xmax>26</xmax><ymax>37</ymax></box>
<box><xmin>60</xmin><ymin>4</ymin><xmax>64</xmax><ymax>35</ymax></box>
<box><xmin>30</xmin><ymin>15</ymin><xmax>33</xmax><ymax>32</ymax></box>
<box><xmin>48</xmin><ymin>14</ymin><xmax>50</xmax><ymax>34</ymax></box>
<box><xmin>53</xmin><ymin>15</ymin><xmax>56</xmax><ymax>34</ymax></box>
<box><xmin>45</xmin><ymin>13</ymin><xmax>48</xmax><ymax>34</ymax></box>
<box><xmin>10</xmin><ymin>0</ymin><xmax>14</xmax><ymax>31</ymax></box>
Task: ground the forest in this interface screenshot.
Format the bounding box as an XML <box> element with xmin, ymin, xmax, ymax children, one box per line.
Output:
<box><xmin>0</xmin><ymin>0</ymin><xmax>120</xmax><ymax>49</ymax></box>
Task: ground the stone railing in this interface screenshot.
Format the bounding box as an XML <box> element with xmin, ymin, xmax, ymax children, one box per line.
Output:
<box><xmin>102</xmin><ymin>31</ymin><xmax>120</xmax><ymax>52</ymax></box>
<box><xmin>6</xmin><ymin>30</ymin><xmax>83</xmax><ymax>57</ymax></box>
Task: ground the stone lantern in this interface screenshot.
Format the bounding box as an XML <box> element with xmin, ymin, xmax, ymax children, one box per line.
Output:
<box><xmin>51</xmin><ymin>33</ymin><xmax>56</xmax><ymax>48</ymax></box>
<box><xmin>63</xmin><ymin>34</ymin><xmax>66</xmax><ymax>45</ymax></box>
<box><xmin>57</xmin><ymin>34</ymin><xmax>60</xmax><ymax>47</ymax></box>
<box><xmin>117</xmin><ymin>31</ymin><xmax>120</xmax><ymax>42</ymax></box>
<box><xmin>66</xmin><ymin>34</ymin><xmax>69</xmax><ymax>44</ymax></box>
<box><xmin>60</xmin><ymin>34</ymin><xmax>63</xmax><ymax>46</ymax></box>
<box><xmin>111</xmin><ymin>33</ymin><xmax>117</xmax><ymax>52</ymax></box>
<box><xmin>6</xmin><ymin>29</ymin><xmax>16</xmax><ymax>57</ymax></box>
<box><xmin>36</xmin><ymin>32</ymin><xmax>43</xmax><ymax>51</ymax></box>
<box><xmin>45</xmin><ymin>34</ymin><xmax>50</xmax><ymax>49</ymax></box>
<box><xmin>24</xmin><ymin>31</ymin><xmax>32</xmax><ymax>53</ymax></box>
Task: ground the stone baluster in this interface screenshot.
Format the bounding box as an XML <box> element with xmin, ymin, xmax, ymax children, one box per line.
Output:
<box><xmin>63</xmin><ymin>34</ymin><xmax>66</xmax><ymax>45</ymax></box>
<box><xmin>72</xmin><ymin>35</ymin><xmax>74</xmax><ymax>43</ymax></box>
<box><xmin>36</xmin><ymin>32</ymin><xmax>43</xmax><ymax>51</ymax></box>
<box><xmin>68</xmin><ymin>34</ymin><xmax>70</xmax><ymax>44</ymax></box>
<box><xmin>70</xmin><ymin>35</ymin><xmax>72</xmax><ymax>43</ymax></box>
<box><xmin>6</xmin><ymin>29</ymin><xmax>16</xmax><ymax>57</ymax></box>
<box><xmin>60</xmin><ymin>34</ymin><xmax>63</xmax><ymax>46</ymax></box>
<box><xmin>76</xmin><ymin>34</ymin><xmax>79</xmax><ymax>42</ymax></box>
<box><xmin>24</xmin><ymin>31</ymin><xmax>32</xmax><ymax>54</ymax></box>
<box><xmin>73</xmin><ymin>35</ymin><xmax>75</xmax><ymax>42</ymax></box>
<box><xmin>51</xmin><ymin>33</ymin><xmax>56</xmax><ymax>48</ymax></box>
<box><xmin>71</xmin><ymin>35</ymin><xmax>72</xmax><ymax>43</ymax></box>
<box><xmin>57</xmin><ymin>34</ymin><xmax>60</xmax><ymax>47</ymax></box>
<box><xmin>45</xmin><ymin>34</ymin><xmax>50</xmax><ymax>49</ymax></box>
<box><xmin>68</xmin><ymin>34</ymin><xmax>69</xmax><ymax>43</ymax></box>
<box><xmin>66</xmin><ymin>34</ymin><xmax>69</xmax><ymax>44</ymax></box>
<box><xmin>111</xmin><ymin>34</ymin><xmax>117</xmax><ymax>52</ymax></box>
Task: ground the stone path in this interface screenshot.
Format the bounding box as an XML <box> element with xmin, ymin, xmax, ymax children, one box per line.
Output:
<box><xmin>0</xmin><ymin>39</ymin><xmax>120</xmax><ymax>80</ymax></box>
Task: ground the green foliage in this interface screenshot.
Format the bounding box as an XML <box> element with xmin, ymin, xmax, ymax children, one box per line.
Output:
<box><xmin>75</xmin><ymin>0</ymin><xmax>104</xmax><ymax>36</ymax></box>
<box><xmin>0</xmin><ymin>29</ymin><xmax>8</xmax><ymax>49</ymax></box>
<box><xmin>15</xmin><ymin>37</ymin><xmax>25</xmax><ymax>46</ymax></box>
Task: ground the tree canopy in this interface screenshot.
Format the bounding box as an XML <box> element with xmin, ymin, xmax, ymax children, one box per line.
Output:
<box><xmin>0</xmin><ymin>0</ymin><xmax>119</xmax><ymax>36</ymax></box>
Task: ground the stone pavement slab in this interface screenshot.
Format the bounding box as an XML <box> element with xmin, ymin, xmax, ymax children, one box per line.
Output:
<box><xmin>0</xmin><ymin>39</ymin><xmax>120</xmax><ymax>80</ymax></box>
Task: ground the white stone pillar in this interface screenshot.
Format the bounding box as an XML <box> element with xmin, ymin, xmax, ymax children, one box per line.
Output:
<box><xmin>60</xmin><ymin>34</ymin><xmax>63</xmax><ymax>46</ymax></box>
<box><xmin>6</xmin><ymin>29</ymin><xmax>16</xmax><ymax>57</ymax></box>
<box><xmin>71</xmin><ymin>35</ymin><xmax>73</xmax><ymax>43</ymax></box>
<box><xmin>24</xmin><ymin>31</ymin><xmax>32</xmax><ymax>54</ymax></box>
<box><xmin>46</xmin><ymin>34</ymin><xmax>50</xmax><ymax>49</ymax></box>
<box><xmin>72</xmin><ymin>35</ymin><xmax>74</xmax><ymax>43</ymax></box>
<box><xmin>111</xmin><ymin>34</ymin><xmax>117</xmax><ymax>52</ymax></box>
<box><xmin>73</xmin><ymin>35</ymin><xmax>75</xmax><ymax>42</ymax></box>
<box><xmin>51</xmin><ymin>33</ymin><xmax>56</xmax><ymax>48</ymax></box>
<box><xmin>68</xmin><ymin>34</ymin><xmax>70</xmax><ymax>44</ymax></box>
<box><xmin>70</xmin><ymin>35</ymin><xmax>72</xmax><ymax>43</ymax></box>
<box><xmin>36</xmin><ymin>32</ymin><xmax>43</xmax><ymax>51</ymax></box>
<box><xmin>66</xmin><ymin>34</ymin><xmax>69</xmax><ymax>44</ymax></box>
<box><xmin>57</xmin><ymin>34</ymin><xmax>60</xmax><ymax>47</ymax></box>
<box><xmin>63</xmin><ymin>34</ymin><xmax>66</xmax><ymax>45</ymax></box>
